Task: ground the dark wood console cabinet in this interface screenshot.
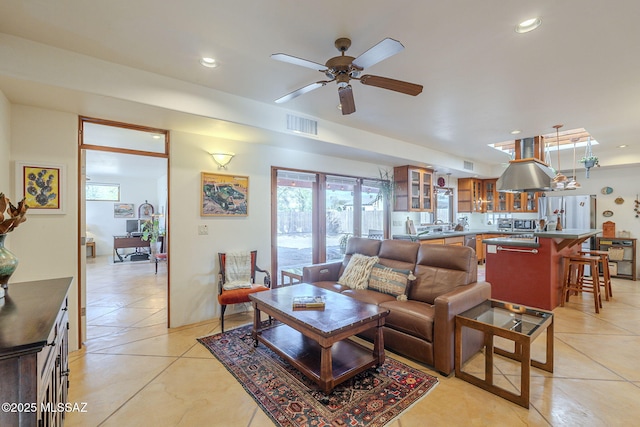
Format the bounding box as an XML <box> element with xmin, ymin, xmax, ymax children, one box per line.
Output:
<box><xmin>0</xmin><ymin>277</ymin><xmax>72</xmax><ymax>427</ymax></box>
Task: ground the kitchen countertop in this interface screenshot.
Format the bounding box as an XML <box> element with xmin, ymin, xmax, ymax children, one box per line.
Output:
<box><xmin>482</xmin><ymin>229</ymin><xmax>601</xmax><ymax>249</ymax></box>
<box><xmin>393</xmin><ymin>229</ymin><xmax>526</xmax><ymax>241</ymax></box>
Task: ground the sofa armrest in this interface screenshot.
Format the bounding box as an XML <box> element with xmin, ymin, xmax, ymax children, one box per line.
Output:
<box><xmin>302</xmin><ymin>261</ymin><xmax>343</xmax><ymax>284</ymax></box>
<box><xmin>433</xmin><ymin>281</ymin><xmax>491</xmax><ymax>375</ymax></box>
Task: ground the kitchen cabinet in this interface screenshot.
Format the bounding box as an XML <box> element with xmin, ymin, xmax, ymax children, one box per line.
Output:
<box><xmin>597</xmin><ymin>237</ymin><xmax>637</xmax><ymax>281</ymax></box>
<box><xmin>496</xmin><ymin>192</ymin><xmax>509</xmax><ymax>212</ymax></box>
<box><xmin>510</xmin><ymin>192</ymin><xmax>540</xmax><ymax>213</ymax></box>
<box><xmin>457</xmin><ymin>178</ymin><xmax>483</xmax><ymax>212</ymax></box>
<box><xmin>475</xmin><ymin>235</ymin><xmax>485</xmax><ymax>263</ymax></box>
<box><xmin>445</xmin><ymin>236</ymin><xmax>464</xmax><ymax>246</ymax></box>
<box><xmin>420</xmin><ymin>238</ymin><xmax>445</xmax><ymax>245</ymax></box>
<box><xmin>482</xmin><ymin>179</ymin><xmax>497</xmax><ymax>212</ymax></box>
<box><xmin>394</xmin><ymin>166</ymin><xmax>433</xmax><ymax>212</ymax></box>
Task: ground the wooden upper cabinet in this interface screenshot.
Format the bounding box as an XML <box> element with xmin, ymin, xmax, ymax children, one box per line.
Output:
<box><xmin>458</xmin><ymin>178</ymin><xmax>542</xmax><ymax>214</ymax></box>
<box><xmin>457</xmin><ymin>178</ymin><xmax>483</xmax><ymax>213</ymax></box>
<box><xmin>483</xmin><ymin>179</ymin><xmax>497</xmax><ymax>212</ymax></box>
<box><xmin>394</xmin><ymin>166</ymin><xmax>433</xmax><ymax>212</ymax></box>
<box><xmin>496</xmin><ymin>190</ymin><xmax>509</xmax><ymax>212</ymax></box>
<box><xmin>509</xmin><ymin>192</ymin><xmax>540</xmax><ymax>212</ymax></box>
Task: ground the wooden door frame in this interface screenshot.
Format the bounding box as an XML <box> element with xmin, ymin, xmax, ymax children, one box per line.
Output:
<box><xmin>77</xmin><ymin>116</ymin><xmax>170</xmax><ymax>347</ymax></box>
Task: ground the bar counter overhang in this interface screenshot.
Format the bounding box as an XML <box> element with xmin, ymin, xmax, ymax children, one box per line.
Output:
<box><xmin>483</xmin><ymin>229</ymin><xmax>601</xmax><ymax>310</ymax></box>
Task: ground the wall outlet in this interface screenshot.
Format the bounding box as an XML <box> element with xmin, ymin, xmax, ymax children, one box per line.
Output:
<box><xmin>198</xmin><ymin>225</ymin><xmax>208</xmax><ymax>235</ymax></box>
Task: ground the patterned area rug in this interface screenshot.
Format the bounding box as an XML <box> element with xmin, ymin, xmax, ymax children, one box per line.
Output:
<box><xmin>198</xmin><ymin>323</ymin><xmax>438</xmax><ymax>427</ymax></box>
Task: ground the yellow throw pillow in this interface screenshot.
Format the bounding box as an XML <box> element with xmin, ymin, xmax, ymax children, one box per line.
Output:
<box><xmin>338</xmin><ymin>254</ymin><xmax>379</xmax><ymax>289</ymax></box>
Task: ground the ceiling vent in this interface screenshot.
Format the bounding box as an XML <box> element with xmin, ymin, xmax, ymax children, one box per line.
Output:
<box><xmin>463</xmin><ymin>161</ymin><xmax>474</xmax><ymax>171</ymax></box>
<box><xmin>286</xmin><ymin>114</ymin><xmax>318</xmax><ymax>136</ymax></box>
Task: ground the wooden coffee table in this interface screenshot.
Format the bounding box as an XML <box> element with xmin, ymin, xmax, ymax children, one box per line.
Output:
<box><xmin>249</xmin><ymin>283</ymin><xmax>389</xmax><ymax>393</ymax></box>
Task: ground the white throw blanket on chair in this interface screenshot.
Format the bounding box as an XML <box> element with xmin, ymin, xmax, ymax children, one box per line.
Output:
<box><xmin>223</xmin><ymin>252</ymin><xmax>253</xmax><ymax>290</ymax></box>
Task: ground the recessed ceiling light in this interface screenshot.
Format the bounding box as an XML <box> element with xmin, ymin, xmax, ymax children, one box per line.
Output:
<box><xmin>617</xmin><ymin>144</ymin><xmax>628</xmax><ymax>148</ymax></box>
<box><xmin>200</xmin><ymin>57</ymin><xmax>218</xmax><ymax>68</ymax></box>
<box><xmin>515</xmin><ymin>17</ymin><xmax>542</xmax><ymax>34</ymax></box>
<box><xmin>510</xmin><ymin>130</ymin><xmax>522</xmax><ymax>135</ymax></box>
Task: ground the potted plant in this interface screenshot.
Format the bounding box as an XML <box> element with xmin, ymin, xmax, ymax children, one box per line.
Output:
<box><xmin>141</xmin><ymin>216</ymin><xmax>163</xmax><ymax>257</ymax></box>
<box><xmin>339</xmin><ymin>232</ymin><xmax>351</xmax><ymax>254</ymax></box>
<box><xmin>579</xmin><ymin>155</ymin><xmax>599</xmax><ymax>169</ymax></box>
<box><xmin>0</xmin><ymin>193</ymin><xmax>28</xmax><ymax>297</ymax></box>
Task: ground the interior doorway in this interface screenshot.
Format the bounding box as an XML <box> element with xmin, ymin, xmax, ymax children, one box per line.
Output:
<box><xmin>78</xmin><ymin>117</ymin><xmax>169</xmax><ymax>346</ymax></box>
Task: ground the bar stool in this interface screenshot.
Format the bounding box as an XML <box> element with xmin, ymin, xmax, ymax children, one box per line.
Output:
<box><xmin>579</xmin><ymin>250</ymin><xmax>613</xmax><ymax>299</ymax></box>
<box><xmin>561</xmin><ymin>254</ymin><xmax>602</xmax><ymax>313</ymax></box>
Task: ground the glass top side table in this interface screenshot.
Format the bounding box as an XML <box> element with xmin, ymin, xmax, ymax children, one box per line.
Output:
<box><xmin>455</xmin><ymin>299</ymin><xmax>554</xmax><ymax>409</ymax></box>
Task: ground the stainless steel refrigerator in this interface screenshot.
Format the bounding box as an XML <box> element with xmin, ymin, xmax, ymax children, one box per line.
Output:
<box><xmin>538</xmin><ymin>194</ymin><xmax>597</xmax><ymax>249</ymax></box>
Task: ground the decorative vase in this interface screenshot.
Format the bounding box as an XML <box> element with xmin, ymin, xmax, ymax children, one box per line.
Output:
<box><xmin>0</xmin><ymin>234</ymin><xmax>19</xmax><ymax>298</ymax></box>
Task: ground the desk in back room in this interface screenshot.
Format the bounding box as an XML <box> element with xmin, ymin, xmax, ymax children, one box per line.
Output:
<box><xmin>113</xmin><ymin>235</ymin><xmax>150</xmax><ymax>262</ymax></box>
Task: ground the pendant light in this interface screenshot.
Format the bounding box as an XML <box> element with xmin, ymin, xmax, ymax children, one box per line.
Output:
<box><xmin>552</xmin><ymin>124</ymin><xmax>568</xmax><ymax>189</ymax></box>
<box><xmin>444</xmin><ymin>173</ymin><xmax>452</xmax><ymax>196</ymax></box>
<box><xmin>565</xmin><ymin>137</ymin><xmax>581</xmax><ymax>190</ymax></box>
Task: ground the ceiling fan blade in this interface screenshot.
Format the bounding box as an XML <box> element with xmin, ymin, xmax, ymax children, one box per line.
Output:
<box><xmin>352</xmin><ymin>38</ymin><xmax>404</xmax><ymax>69</ymax></box>
<box><xmin>338</xmin><ymin>85</ymin><xmax>356</xmax><ymax>115</ymax></box>
<box><xmin>359</xmin><ymin>74</ymin><xmax>423</xmax><ymax>96</ymax></box>
<box><xmin>271</xmin><ymin>53</ymin><xmax>326</xmax><ymax>71</ymax></box>
<box><xmin>274</xmin><ymin>81</ymin><xmax>329</xmax><ymax>103</ymax></box>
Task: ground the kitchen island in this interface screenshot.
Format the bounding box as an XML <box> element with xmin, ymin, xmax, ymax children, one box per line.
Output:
<box><xmin>483</xmin><ymin>229</ymin><xmax>601</xmax><ymax>310</ymax></box>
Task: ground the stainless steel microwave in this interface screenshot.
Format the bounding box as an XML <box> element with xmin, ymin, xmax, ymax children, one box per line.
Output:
<box><xmin>513</xmin><ymin>219</ymin><xmax>536</xmax><ymax>230</ymax></box>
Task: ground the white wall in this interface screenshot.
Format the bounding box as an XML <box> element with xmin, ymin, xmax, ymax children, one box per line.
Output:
<box><xmin>168</xmin><ymin>130</ymin><xmax>386</xmax><ymax>326</ymax></box>
<box><xmin>8</xmin><ymin>104</ymin><xmax>79</xmax><ymax>350</ymax></box>
<box><xmin>86</xmin><ymin>174</ymin><xmax>162</xmax><ymax>257</ymax></box>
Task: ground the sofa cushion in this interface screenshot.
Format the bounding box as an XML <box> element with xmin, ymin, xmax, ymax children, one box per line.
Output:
<box><xmin>379</xmin><ymin>300</ymin><xmax>435</xmax><ymax>342</ymax></box>
<box><xmin>340</xmin><ymin>288</ymin><xmax>397</xmax><ymax>306</ymax></box>
<box><xmin>368</xmin><ymin>263</ymin><xmax>413</xmax><ymax>299</ymax></box>
<box><xmin>337</xmin><ymin>253</ymin><xmax>379</xmax><ymax>289</ymax></box>
<box><xmin>311</xmin><ymin>281</ymin><xmax>351</xmax><ymax>293</ymax></box>
<box><xmin>378</xmin><ymin>239</ymin><xmax>420</xmax><ymax>264</ymax></box>
<box><xmin>340</xmin><ymin>237</ymin><xmax>383</xmax><ymax>277</ymax></box>
<box><xmin>410</xmin><ymin>244</ymin><xmax>477</xmax><ymax>304</ymax></box>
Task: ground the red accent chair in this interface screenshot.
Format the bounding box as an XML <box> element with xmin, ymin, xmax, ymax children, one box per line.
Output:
<box><xmin>217</xmin><ymin>250</ymin><xmax>270</xmax><ymax>332</ymax></box>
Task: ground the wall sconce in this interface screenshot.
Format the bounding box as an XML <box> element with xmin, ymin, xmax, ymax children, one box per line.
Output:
<box><xmin>211</xmin><ymin>153</ymin><xmax>235</xmax><ymax>169</ymax></box>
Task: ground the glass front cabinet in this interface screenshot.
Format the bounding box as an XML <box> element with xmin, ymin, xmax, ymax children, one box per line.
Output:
<box><xmin>394</xmin><ymin>166</ymin><xmax>433</xmax><ymax>212</ymax></box>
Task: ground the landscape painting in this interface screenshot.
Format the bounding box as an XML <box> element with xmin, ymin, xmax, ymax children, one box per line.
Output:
<box><xmin>201</xmin><ymin>172</ymin><xmax>248</xmax><ymax>216</ymax></box>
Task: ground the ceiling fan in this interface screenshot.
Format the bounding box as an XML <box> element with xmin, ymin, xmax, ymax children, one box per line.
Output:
<box><xmin>271</xmin><ymin>37</ymin><xmax>423</xmax><ymax>115</ymax></box>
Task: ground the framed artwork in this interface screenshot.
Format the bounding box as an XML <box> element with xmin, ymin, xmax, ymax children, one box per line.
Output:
<box><xmin>16</xmin><ymin>162</ymin><xmax>65</xmax><ymax>214</ymax></box>
<box><xmin>114</xmin><ymin>203</ymin><xmax>135</xmax><ymax>218</ymax></box>
<box><xmin>201</xmin><ymin>172</ymin><xmax>248</xmax><ymax>216</ymax></box>
<box><xmin>138</xmin><ymin>201</ymin><xmax>154</xmax><ymax>219</ymax></box>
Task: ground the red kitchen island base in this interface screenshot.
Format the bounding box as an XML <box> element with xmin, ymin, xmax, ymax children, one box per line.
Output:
<box><xmin>484</xmin><ymin>230</ymin><xmax>600</xmax><ymax>311</ymax></box>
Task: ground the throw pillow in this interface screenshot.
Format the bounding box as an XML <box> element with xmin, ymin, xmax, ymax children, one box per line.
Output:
<box><xmin>338</xmin><ymin>254</ymin><xmax>380</xmax><ymax>289</ymax></box>
<box><xmin>368</xmin><ymin>264</ymin><xmax>415</xmax><ymax>301</ymax></box>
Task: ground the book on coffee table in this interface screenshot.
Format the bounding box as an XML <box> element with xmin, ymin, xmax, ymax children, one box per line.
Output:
<box><xmin>292</xmin><ymin>295</ymin><xmax>326</xmax><ymax>309</ymax></box>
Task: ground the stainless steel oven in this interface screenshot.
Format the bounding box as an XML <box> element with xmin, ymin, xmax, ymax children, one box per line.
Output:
<box><xmin>497</xmin><ymin>218</ymin><xmax>513</xmax><ymax>231</ymax></box>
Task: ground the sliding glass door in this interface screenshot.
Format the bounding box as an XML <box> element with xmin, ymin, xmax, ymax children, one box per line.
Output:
<box><xmin>325</xmin><ymin>176</ymin><xmax>357</xmax><ymax>263</ymax></box>
<box><xmin>275</xmin><ymin>170</ymin><xmax>316</xmax><ymax>281</ymax></box>
<box><xmin>272</xmin><ymin>168</ymin><xmax>389</xmax><ymax>286</ymax></box>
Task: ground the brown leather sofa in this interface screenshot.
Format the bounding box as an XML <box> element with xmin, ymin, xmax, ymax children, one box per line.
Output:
<box><xmin>302</xmin><ymin>237</ymin><xmax>491</xmax><ymax>375</ymax></box>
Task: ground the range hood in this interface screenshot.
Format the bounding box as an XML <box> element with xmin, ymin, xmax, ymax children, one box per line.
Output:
<box><xmin>496</xmin><ymin>136</ymin><xmax>555</xmax><ymax>192</ymax></box>
<box><xmin>496</xmin><ymin>159</ymin><xmax>555</xmax><ymax>192</ymax></box>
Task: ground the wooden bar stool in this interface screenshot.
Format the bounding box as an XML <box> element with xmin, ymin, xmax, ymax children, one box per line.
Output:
<box><xmin>580</xmin><ymin>250</ymin><xmax>613</xmax><ymax>299</ymax></box>
<box><xmin>561</xmin><ymin>254</ymin><xmax>602</xmax><ymax>313</ymax></box>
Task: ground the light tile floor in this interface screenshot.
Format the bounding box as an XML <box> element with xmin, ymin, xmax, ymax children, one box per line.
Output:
<box><xmin>67</xmin><ymin>256</ymin><xmax>640</xmax><ymax>426</ymax></box>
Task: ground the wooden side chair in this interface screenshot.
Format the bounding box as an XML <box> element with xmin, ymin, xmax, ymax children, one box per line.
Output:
<box><xmin>217</xmin><ymin>250</ymin><xmax>270</xmax><ymax>332</ymax></box>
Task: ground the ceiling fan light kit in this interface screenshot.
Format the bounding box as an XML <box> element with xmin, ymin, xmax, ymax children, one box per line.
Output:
<box><xmin>272</xmin><ymin>37</ymin><xmax>423</xmax><ymax>115</ymax></box>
